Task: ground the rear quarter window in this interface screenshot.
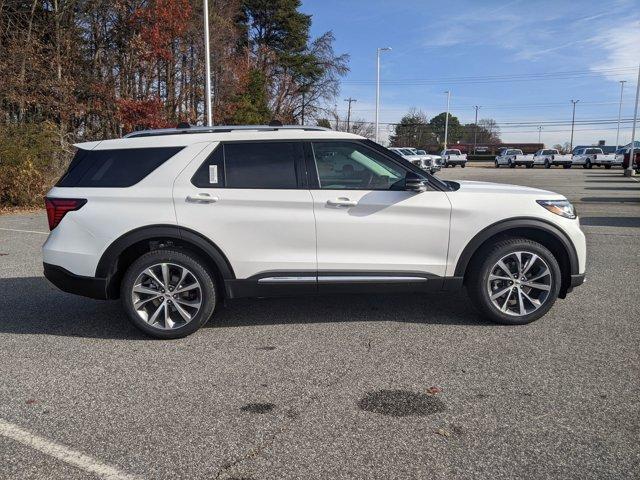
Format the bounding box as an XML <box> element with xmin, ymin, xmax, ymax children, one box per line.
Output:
<box><xmin>57</xmin><ymin>147</ymin><xmax>183</xmax><ymax>187</ymax></box>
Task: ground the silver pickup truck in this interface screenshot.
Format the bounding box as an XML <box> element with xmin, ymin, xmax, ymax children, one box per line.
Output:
<box><xmin>440</xmin><ymin>149</ymin><xmax>467</xmax><ymax>168</ymax></box>
<box><xmin>533</xmin><ymin>149</ymin><xmax>573</xmax><ymax>169</ymax></box>
<box><xmin>572</xmin><ymin>147</ymin><xmax>617</xmax><ymax>169</ymax></box>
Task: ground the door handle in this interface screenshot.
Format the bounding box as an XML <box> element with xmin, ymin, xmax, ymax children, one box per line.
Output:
<box><xmin>326</xmin><ymin>197</ymin><xmax>358</xmax><ymax>207</ymax></box>
<box><xmin>186</xmin><ymin>193</ymin><xmax>219</xmax><ymax>204</ymax></box>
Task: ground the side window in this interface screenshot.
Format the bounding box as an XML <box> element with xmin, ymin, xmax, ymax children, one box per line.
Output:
<box><xmin>312</xmin><ymin>141</ymin><xmax>406</xmax><ymax>190</ymax></box>
<box><xmin>224</xmin><ymin>142</ymin><xmax>302</xmax><ymax>189</ymax></box>
<box><xmin>57</xmin><ymin>147</ymin><xmax>183</xmax><ymax>188</ymax></box>
<box><xmin>191</xmin><ymin>145</ymin><xmax>225</xmax><ymax>188</ymax></box>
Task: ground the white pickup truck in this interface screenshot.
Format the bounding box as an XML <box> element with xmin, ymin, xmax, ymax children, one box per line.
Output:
<box><xmin>389</xmin><ymin>147</ymin><xmax>440</xmax><ymax>173</ymax></box>
<box><xmin>572</xmin><ymin>147</ymin><xmax>617</xmax><ymax>169</ymax></box>
<box><xmin>440</xmin><ymin>149</ymin><xmax>467</xmax><ymax>168</ymax></box>
<box><xmin>533</xmin><ymin>149</ymin><xmax>573</xmax><ymax>169</ymax></box>
<box><xmin>495</xmin><ymin>148</ymin><xmax>534</xmax><ymax>168</ymax></box>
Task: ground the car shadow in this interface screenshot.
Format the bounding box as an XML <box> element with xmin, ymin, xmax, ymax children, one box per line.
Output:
<box><xmin>580</xmin><ymin>216</ymin><xmax>640</xmax><ymax>228</ymax></box>
<box><xmin>584</xmin><ymin>186</ymin><xmax>640</xmax><ymax>191</ymax></box>
<box><xmin>0</xmin><ymin>277</ymin><xmax>488</xmax><ymax>339</ymax></box>
<box><xmin>580</xmin><ymin>196</ymin><xmax>640</xmax><ymax>203</ymax></box>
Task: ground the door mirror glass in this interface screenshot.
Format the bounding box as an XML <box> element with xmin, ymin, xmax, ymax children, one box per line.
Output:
<box><xmin>405</xmin><ymin>171</ymin><xmax>427</xmax><ymax>193</ymax></box>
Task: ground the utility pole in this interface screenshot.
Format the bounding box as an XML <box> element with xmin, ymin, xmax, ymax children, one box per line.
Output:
<box><xmin>344</xmin><ymin>97</ymin><xmax>357</xmax><ymax>132</ymax></box>
<box><xmin>616</xmin><ymin>80</ymin><xmax>626</xmax><ymax>150</ymax></box>
<box><xmin>570</xmin><ymin>99</ymin><xmax>579</xmax><ymax>152</ymax></box>
<box><xmin>375</xmin><ymin>47</ymin><xmax>392</xmax><ymax>143</ymax></box>
<box><xmin>444</xmin><ymin>91</ymin><xmax>451</xmax><ymax>149</ymax></box>
<box><xmin>203</xmin><ymin>0</ymin><xmax>212</xmax><ymax>126</ymax></box>
<box><xmin>624</xmin><ymin>64</ymin><xmax>639</xmax><ymax>177</ymax></box>
<box><xmin>473</xmin><ymin>105</ymin><xmax>480</xmax><ymax>153</ymax></box>
<box><xmin>538</xmin><ymin>125</ymin><xmax>543</xmax><ymax>144</ymax></box>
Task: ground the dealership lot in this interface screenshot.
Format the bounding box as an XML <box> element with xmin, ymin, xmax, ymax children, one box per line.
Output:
<box><xmin>0</xmin><ymin>168</ymin><xmax>639</xmax><ymax>479</ymax></box>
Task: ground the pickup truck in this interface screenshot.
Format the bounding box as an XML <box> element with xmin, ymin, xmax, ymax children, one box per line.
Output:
<box><xmin>495</xmin><ymin>148</ymin><xmax>534</xmax><ymax>168</ymax></box>
<box><xmin>440</xmin><ymin>149</ymin><xmax>467</xmax><ymax>168</ymax></box>
<box><xmin>572</xmin><ymin>147</ymin><xmax>617</xmax><ymax>169</ymax></box>
<box><xmin>533</xmin><ymin>149</ymin><xmax>573</xmax><ymax>169</ymax></box>
<box><xmin>614</xmin><ymin>147</ymin><xmax>633</xmax><ymax>168</ymax></box>
<box><xmin>389</xmin><ymin>147</ymin><xmax>440</xmax><ymax>173</ymax></box>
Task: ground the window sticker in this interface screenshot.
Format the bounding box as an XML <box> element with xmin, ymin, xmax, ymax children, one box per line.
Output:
<box><xmin>209</xmin><ymin>165</ymin><xmax>218</xmax><ymax>184</ymax></box>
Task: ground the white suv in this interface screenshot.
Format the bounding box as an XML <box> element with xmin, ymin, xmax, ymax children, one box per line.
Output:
<box><xmin>43</xmin><ymin>125</ymin><xmax>586</xmax><ymax>338</ymax></box>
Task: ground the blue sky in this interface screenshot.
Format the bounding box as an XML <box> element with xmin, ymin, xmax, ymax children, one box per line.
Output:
<box><xmin>301</xmin><ymin>0</ymin><xmax>640</xmax><ymax>146</ymax></box>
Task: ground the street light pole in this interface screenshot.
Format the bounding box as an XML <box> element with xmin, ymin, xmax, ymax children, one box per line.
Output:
<box><xmin>375</xmin><ymin>47</ymin><xmax>391</xmax><ymax>143</ymax></box>
<box><xmin>616</xmin><ymin>80</ymin><xmax>626</xmax><ymax>150</ymax></box>
<box><xmin>570</xmin><ymin>99</ymin><xmax>579</xmax><ymax>152</ymax></box>
<box><xmin>344</xmin><ymin>97</ymin><xmax>357</xmax><ymax>132</ymax></box>
<box><xmin>538</xmin><ymin>125</ymin><xmax>543</xmax><ymax>144</ymax></box>
<box><xmin>443</xmin><ymin>91</ymin><xmax>451</xmax><ymax>150</ymax></box>
<box><xmin>473</xmin><ymin>105</ymin><xmax>480</xmax><ymax>153</ymax></box>
<box><xmin>624</xmin><ymin>64</ymin><xmax>639</xmax><ymax>178</ymax></box>
<box><xmin>203</xmin><ymin>0</ymin><xmax>212</xmax><ymax>126</ymax></box>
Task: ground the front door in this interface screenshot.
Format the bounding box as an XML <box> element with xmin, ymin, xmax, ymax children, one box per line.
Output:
<box><xmin>308</xmin><ymin>141</ymin><xmax>451</xmax><ymax>282</ymax></box>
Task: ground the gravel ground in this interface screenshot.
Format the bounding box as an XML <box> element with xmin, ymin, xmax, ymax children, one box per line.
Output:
<box><xmin>0</xmin><ymin>167</ymin><xmax>638</xmax><ymax>479</ymax></box>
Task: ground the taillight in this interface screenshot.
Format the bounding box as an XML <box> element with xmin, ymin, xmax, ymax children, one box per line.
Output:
<box><xmin>45</xmin><ymin>198</ymin><xmax>87</xmax><ymax>230</ymax></box>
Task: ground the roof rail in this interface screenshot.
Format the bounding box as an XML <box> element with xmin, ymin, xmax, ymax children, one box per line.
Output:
<box><xmin>123</xmin><ymin>125</ymin><xmax>330</xmax><ymax>139</ymax></box>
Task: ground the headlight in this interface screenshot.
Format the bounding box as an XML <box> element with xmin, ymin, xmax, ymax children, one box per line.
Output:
<box><xmin>536</xmin><ymin>199</ymin><xmax>576</xmax><ymax>219</ymax></box>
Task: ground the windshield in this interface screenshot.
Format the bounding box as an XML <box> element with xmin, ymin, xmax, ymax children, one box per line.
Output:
<box><xmin>400</xmin><ymin>149</ymin><xmax>415</xmax><ymax>155</ymax></box>
<box><xmin>416</xmin><ymin>150</ymin><xmax>426</xmax><ymax>155</ymax></box>
<box><xmin>586</xmin><ymin>148</ymin><xmax>603</xmax><ymax>154</ymax></box>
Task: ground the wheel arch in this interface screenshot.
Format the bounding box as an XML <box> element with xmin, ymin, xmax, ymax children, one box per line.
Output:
<box><xmin>454</xmin><ymin>217</ymin><xmax>579</xmax><ymax>298</ymax></box>
<box><xmin>96</xmin><ymin>225</ymin><xmax>235</xmax><ymax>299</ymax></box>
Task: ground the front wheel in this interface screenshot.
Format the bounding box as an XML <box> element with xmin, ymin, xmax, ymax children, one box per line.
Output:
<box><xmin>121</xmin><ymin>249</ymin><xmax>217</xmax><ymax>339</ymax></box>
<box><xmin>586</xmin><ymin>159</ymin><xmax>593</xmax><ymax>169</ymax></box>
<box><xmin>461</xmin><ymin>163</ymin><xmax>466</xmax><ymax>168</ymax></box>
<box><xmin>467</xmin><ymin>238</ymin><xmax>561</xmax><ymax>325</ymax></box>
<box><xmin>509</xmin><ymin>160</ymin><xmax>515</xmax><ymax>168</ymax></box>
<box><xmin>544</xmin><ymin>160</ymin><xmax>550</xmax><ymax>169</ymax></box>
<box><xmin>495</xmin><ymin>160</ymin><xmax>499</xmax><ymax>168</ymax></box>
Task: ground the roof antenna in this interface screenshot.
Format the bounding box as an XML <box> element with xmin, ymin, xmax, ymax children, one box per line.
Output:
<box><xmin>177</xmin><ymin>122</ymin><xmax>191</xmax><ymax>129</ymax></box>
<box><xmin>268</xmin><ymin>119</ymin><xmax>283</xmax><ymax>127</ymax></box>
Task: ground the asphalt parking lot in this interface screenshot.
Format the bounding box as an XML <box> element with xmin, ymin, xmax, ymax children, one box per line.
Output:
<box><xmin>1</xmin><ymin>167</ymin><xmax>639</xmax><ymax>479</ymax></box>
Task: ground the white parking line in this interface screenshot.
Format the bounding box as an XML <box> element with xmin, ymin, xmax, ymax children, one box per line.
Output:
<box><xmin>0</xmin><ymin>418</ymin><xmax>139</xmax><ymax>480</ymax></box>
<box><xmin>0</xmin><ymin>227</ymin><xmax>48</xmax><ymax>235</ymax></box>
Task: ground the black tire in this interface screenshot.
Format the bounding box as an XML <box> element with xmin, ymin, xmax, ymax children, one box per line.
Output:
<box><xmin>509</xmin><ymin>160</ymin><xmax>515</xmax><ymax>168</ymax></box>
<box><xmin>120</xmin><ymin>249</ymin><xmax>217</xmax><ymax>339</ymax></box>
<box><xmin>495</xmin><ymin>161</ymin><xmax>499</xmax><ymax>168</ymax></box>
<box><xmin>544</xmin><ymin>160</ymin><xmax>550</xmax><ymax>169</ymax></box>
<box><xmin>604</xmin><ymin>165</ymin><xmax>611</xmax><ymax>169</ymax></box>
<box><xmin>444</xmin><ymin>163</ymin><xmax>449</xmax><ymax>168</ymax></box>
<box><xmin>461</xmin><ymin>163</ymin><xmax>466</xmax><ymax>168</ymax></box>
<box><xmin>563</xmin><ymin>164</ymin><xmax>571</xmax><ymax>169</ymax></box>
<box><xmin>466</xmin><ymin>238</ymin><xmax>561</xmax><ymax>325</ymax></box>
<box><xmin>525</xmin><ymin>164</ymin><xmax>533</xmax><ymax>169</ymax></box>
<box><xmin>586</xmin><ymin>159</ymin><xmax>593</xmax><ymax>169</ymax></box>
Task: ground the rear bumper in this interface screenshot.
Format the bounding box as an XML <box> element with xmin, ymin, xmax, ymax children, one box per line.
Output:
<box><xmin>43</xmin><ymin>263</ymin><xmax>109</xmax><ymax>300</ymax></box>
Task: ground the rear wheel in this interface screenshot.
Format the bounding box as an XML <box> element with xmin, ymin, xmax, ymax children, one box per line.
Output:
<box><xmin>121</xmin><ymin>249</ymin><xmax>217</xmax><ymax>339</ymax></box>
<box><xmin>467</xmin><ymin>238</ymin><xmax>561</xmax><ymax>325</ymax></box>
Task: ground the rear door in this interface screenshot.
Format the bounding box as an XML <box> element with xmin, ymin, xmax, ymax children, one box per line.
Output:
<box><xmin>173</xmin><ymin>141</ymin><xmax>316</xmax><ymax>280</ymax></box>
<box><xmin>307</xmin><ymin>140</ymin><xmax>451</xmax><ymax>283</ymax></box>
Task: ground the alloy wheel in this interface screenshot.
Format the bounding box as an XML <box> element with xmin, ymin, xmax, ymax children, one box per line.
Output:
<box><xmin>486</xmin><ymin>251</ymin><xmax>552</xmax><ymax>317</ymax></box>
<box><xmin>131</xmin><ymin>262</ymin><xmax>202</xmax><ymax>330</ymax></box>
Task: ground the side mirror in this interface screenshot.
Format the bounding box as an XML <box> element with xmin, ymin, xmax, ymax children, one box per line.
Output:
<box><xmin>405</xmin><ymin>171</ymin><xmax>427</xmax><ymax>193</ymax></box>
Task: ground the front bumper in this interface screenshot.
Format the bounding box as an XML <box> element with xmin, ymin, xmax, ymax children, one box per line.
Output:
<box><xmin>43</xmin><ymin>263</ymin><xmax>109</xmax><ymax>300</ymax></box>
